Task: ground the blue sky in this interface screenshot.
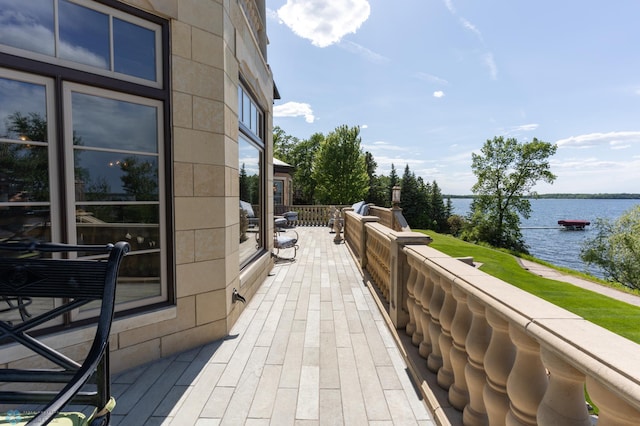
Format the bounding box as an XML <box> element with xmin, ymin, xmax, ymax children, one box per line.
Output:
<box><xmin>267</xmin><ymin>0</ymin><xmax>640</xmax><ymax>195</ymax></box>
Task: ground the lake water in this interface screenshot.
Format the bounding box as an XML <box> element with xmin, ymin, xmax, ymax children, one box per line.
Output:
<box><xmin>449</xmin><ymin>198</ymin><xmax>640</xmax><ymax>278</ymax></box>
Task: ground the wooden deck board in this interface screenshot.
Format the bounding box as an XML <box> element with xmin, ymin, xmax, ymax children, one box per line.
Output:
<box><xmin>111</xmin><ymin>227</ymin><xmax>435</xmax><ymax>425</ymax></box>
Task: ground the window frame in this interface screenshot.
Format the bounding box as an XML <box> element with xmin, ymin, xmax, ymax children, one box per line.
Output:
<box><xmin>0</xmin><ymin>0</ymin><xmax>163</xmax><ymax>88</ymax></box>
<box><xmin>0</xmin><ymin>1</ymin><xmax>173</xmax><ymax>323</ymax></box>
<box><xmin>238</xmin><ymin>82</ymin><xmax>266</xmax><ymax>268</ymax></box>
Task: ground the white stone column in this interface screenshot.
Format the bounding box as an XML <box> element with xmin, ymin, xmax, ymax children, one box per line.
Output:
<box><xmin>449</xmin><ymin>285</ymin><xmax>472</xmax><ymax>409</ymax></box>
<box><xmin>483</xmin><ymin>308</ymin><xmax>515</xmax><ymax>426</ymax></box>
<box><xmin>427</xmin><ymin>268</ymin><xmax>445</xmax><ymax>371</ymax></box>
<box><xmin>505</xmin><ymin>325</ymin><xmax>547</xmax><ymax>426</ymax></box>
<box><xmin>404</xmin><ymin>256</ymin><xmax>418</xmax><ymax>337</ymax></box>
<box><xmin>463</xmin><ymin>295</ymin><xmax>491</xmax><ymax>426</ymax></box>
<box><xmin>587</xmin><ymin>376</ymin><xmax>640</xmax><ymax>426</ymax></box>
<box><xmin>419</xmin><ymin>261</ymin><xmax>435</xmax><ymax>359</ymax></box>
<box><xmin>436</xmin><ymin>273</ymin><xmax>456</xmax><ymax>390</ymax></box>
<box><xmin>412</xmin><ymin>264</ymin><xmax>426</xmax><ymax>349</ymax></box>
<box><xmin>537</xmin><ymin>347</ymin><xmax>591</xmax><ymax>426</ymax></box>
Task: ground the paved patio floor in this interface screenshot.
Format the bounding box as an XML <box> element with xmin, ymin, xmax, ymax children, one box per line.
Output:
<box><xmin>110</xmin><ymin>227</ymin><xmax>435</xmax><ymax>425</ymax></box>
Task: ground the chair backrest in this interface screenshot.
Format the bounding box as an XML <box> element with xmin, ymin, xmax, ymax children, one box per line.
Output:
<box><xmin>0</xmin><ymin>240</ymin><xmax>129</xmax><ymax>425</ymax></box>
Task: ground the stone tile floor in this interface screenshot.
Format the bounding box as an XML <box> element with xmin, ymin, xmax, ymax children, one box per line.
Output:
<box><xmin>110</xmin><ymin>227</ymin><xmax>434</xmax><ymax>425</ymax></box>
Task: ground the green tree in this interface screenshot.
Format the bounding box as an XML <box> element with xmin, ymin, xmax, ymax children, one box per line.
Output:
<box><xmin>2</xmin><ymin>112</ymin><xmax>50</xmax><ymax>201</ymax></box>
<box><xmin>388</xmin><ymin>163</ymin><xmax>399</xmax><ymax>204</ymax></box>
<box><xmin>312</xmin><ymin>125</ymin><xmax>369</xmax><ymax>204</ymax></box>
<box><xmin>400</xmin><ymin>165</ymin><xmax>429</xmax><ymax>228</ymax></box>
<box><xmin>430</xmin><ymin>180</ymin><xmax>448</xmax><ymax>232</ymax></box>
<box><xmin>291</xmin><ymin>133</ymin><xmax>322</xmax><ymax>204</ymax></box>
<box><xmin>273</xmin><ymin>125</ymin><xmax>298</xmax><ymax>164</ymax></box>
<box><xmin>369</xmin><ymin>174</ymin><xmax>391</xmax><ymax>207</ymax></box>
<box><xmin>463</xmin><ymin>136</ymin><xmax>557</xmax><ymax>252</ymax></box>
<box><xmin>580</xmin><ymin>205</ymin><xmax>640</xmax><ymax>289</ymax></box>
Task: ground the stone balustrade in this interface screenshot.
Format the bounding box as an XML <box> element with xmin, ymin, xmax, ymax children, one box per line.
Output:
<box><xmin>342</xmin><ymin>211</ymin><xmax>640</xmax><ymax>426</ymax></box>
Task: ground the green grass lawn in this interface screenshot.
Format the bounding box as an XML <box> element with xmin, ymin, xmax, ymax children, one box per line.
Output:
<box><xmin>417</xmin><ymin>230</ymin><xmax>640</xmax><ymax>344</ymax></box>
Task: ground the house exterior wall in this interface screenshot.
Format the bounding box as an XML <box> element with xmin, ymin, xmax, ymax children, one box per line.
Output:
<box><xmin>110</xmin><ymin>0</ymin><xmax>276</xmax><ymax>373</ymax></box>
<box><xmin>0</xmin><ymin>0</ymin><xmax>275</xmax><ymax>374</ymax></box>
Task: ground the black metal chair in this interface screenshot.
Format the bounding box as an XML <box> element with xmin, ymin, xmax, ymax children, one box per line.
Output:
<box><xmin>0</xmin><ymin>240</ymin><xmax>129</xmax><ymax>425</ymax></box>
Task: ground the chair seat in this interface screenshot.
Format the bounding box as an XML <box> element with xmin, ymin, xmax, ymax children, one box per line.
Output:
<box><xmin>1</xmin><ymin>411</ymin><xmax>86</xmax><ymax>426</ymax></box>
<box><xmin>275</xmin><ymin>235</ymin><xmax>297</xmax><ymax>249</ymax></box>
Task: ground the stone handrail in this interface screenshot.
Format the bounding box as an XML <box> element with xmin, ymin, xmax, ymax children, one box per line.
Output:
<box><xmin>367</xmin><ymin>205</ymin><xmax>393</xmax><ymax>228</ymax></box>
<box><xmin>342</xmin><ymin>213</ymin><xmax>640</xmax><ymax>425</ymax></box>
<box><xmin>275</xmin><ymin>205</ymin><xmax>350</xmax><ymax>227</ymax></box>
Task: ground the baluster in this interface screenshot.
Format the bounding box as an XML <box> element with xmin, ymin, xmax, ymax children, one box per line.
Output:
<box><xmin>483</xmin><ymin>308</ymin><xmax>515</xmax><ymax>426</ymax></box>
<box><xmin>419</xmin><ymin>261</ymin><xmax>435</xmax><ymax>359</ymax></box>
<box><xmin>412</xmin><ymin>264</ymin><xmax>426</xmax><ymax>349</ymax></box>
<box><xmin>587</xmin><ymin>376</ymin><xmax>640</xmax><ymax>426</ymax></box>
<box><xmin>463</xmin><ymin>295</ymin><xmax>491</xmax><ymax>426</ymax></box>
<box><xmin>537</xmin><ymin>347</ymin><xmax>590</xmax><ymax>426</ymax></box>
<box><xmin>427</xmin><ymin>267</ymin><xmax>445</xmax><ymax>371</ymax></box>
<box><xmin>449</xmin><ymin>285</ymin><xmax>472</xmax><ymax>408</ymax></box>
<box><xmin>437</xmin><ymin>273</ymin><xmax>456</xmax><ymax>389</ymax></box>
<box><xmin>405</xmin><ymin>257</ymin><xmax>418</xmax><ymax>337</ymax></box>
<box><xmin>505</xmin><ymin>326</ymin><xmax>547</xmax><ymax>426</ymax></box>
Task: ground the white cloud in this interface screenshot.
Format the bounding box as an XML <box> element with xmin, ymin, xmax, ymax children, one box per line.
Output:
<box><xmin>556</xmin><ymin>131</ymin><xmax>640</xmax><ymax>149</ymax></box>
<box><xmin>339</xmin><ymin>40</ymin><xmax>388</xmax><ymax>63</ymax></box>
<box><xmin>460</xmin><ymin>17</ymin><xmax>484</xmax><ymax>43</ymax></box>
<box><xmin>483</xmin><ymin>53</ymin><xmax>498</xmax><ymax>80</ymax></box>
<box><xmin>360</xmin><ymin>124</ymin><xmax>368</xmax><ymax>129</ymax></box>
<box><xmin>362</xmin><ymin>140</ymin><xmax>408</xmax><ymax>152</ymax></box>
<box><xmin>444</xmin><ymin>0</ymin><xmax>497</xmax><ymax>80</ymax></box>
<box><xmin>273</xmin><ymin>101</ymin><xmax>316</xmax><ymax>123</ymax></box>
<box><xmin>433</xmin><ymin>91</ymin><xmax>445</xmax><ymax>98</ymax></box>
<box><xmin>415</xmin><ymin>72</ymin><xmax>449</xmax><ymax>85</ymax></box>
<box><xmin>277</xmin><ymin>0</ymin><xmax>371</xmax><ymax>48</ymax></box>
<box><xmin>504</xmin><ymin>123</ymin><xmax>539</xmax><ymax>134</ymax></box>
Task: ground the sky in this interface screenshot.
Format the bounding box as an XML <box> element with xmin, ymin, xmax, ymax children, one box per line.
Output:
<box><xmin>266</xmin><ymin>0</ymin><xmax>640</xmax><ymax>195</ymax></box>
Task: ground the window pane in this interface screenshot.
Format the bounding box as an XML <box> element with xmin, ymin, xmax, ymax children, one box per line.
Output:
<box><xmin>74</xmin><ymin>151</ymin><xmax>158</xmax><ymax>202</ymax></box>
<box><xmin>0</xmin><ymin>76</ymin><xmax>50</xmax><ymax>241</ymax></box>
<box><xmin>58</xmin><ymin>0</ymin><xmax>109</xmax><ymax>69</ymax></box>
<box><xmin>243</xmin><ymin>92</ymin><xmax>250</xmax><ymax>128</ymax></box>
<box><xmin>0</xmin><ymin>0</ymin><xmax>55</xmax><ymax>56</ymax></box>
<box><xmin>0</xmin><ymin>77</ymin><xmax>48</xmax><ymax>141</ymax></box>
<box><xmin>114</xmin><ymin>18</ymin><xmax>156</xmax><ymax>81</ymax></box>
<box><xmin>274</xmin><ymin>181</ymin><xmax>284</xmax><ymax>205</ymax></box>
<box><xmin>239</xmin><ymin>136</ymin><xmax>262</xmax><ymax>263</ymax></box>
<box><xmin>71</xmin><ymin>92</ymin><xmax>158</xmax><ymax>152</ymax></box>
<box><xmin>0</xmin><ymin>143</ymin><xmax>49</xmax><ymax>201</ymax></box>
<box><xmin>77</xmin><ymin>204</ymin><xmax>160</xmax><ymax>245</ymax></box>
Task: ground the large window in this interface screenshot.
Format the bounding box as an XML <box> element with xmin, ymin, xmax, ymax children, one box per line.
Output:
<box><xmin>0</xmin><ymin>1</ymin><xmax>169</xmax><ymax>322</ymax></box>
<box><xmin>0</xmin><ymin>0</ymin><xmax>161</xmax><ymax>87</ymax></box>
<box><xmin>238</xmin><ymin>84</ymin><xmax>264</xmax><ymax>265</ymax></box>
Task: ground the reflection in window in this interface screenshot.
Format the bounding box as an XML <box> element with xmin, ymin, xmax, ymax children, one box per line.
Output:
<box><xmin>0</xmin><ymin>0</ymin><xmax>55</xmax><ymax>56</ymax></box>
<box><xmin>0</xmin><ymin>2</ymin><xmax>168</xmax><ymax>320</ymax></box>
<box><xmin>114</xmin><ymin>18</ymin><xmax>156</xmax><ymax>81</ymax></box>
<box><xmin>274</xmin><ymin>180</ymin><xmax>284</xmax><ymax>206</ymax></box>
<box><xmin>59</xmin><ymin>0</ymin><xmax>109</xmax><ymax>69</ymax></box>
<box><xmin>239</xmin><ymin>136</ymin><xmax>262</xmax><ymax>263</ymax></box>
<box><xmin>69</xmin><ymin>85</ymin><xmax>164</xmax><ymax>308</ymax></box>
<box><xmin>0</xmin><ymin>0</ymin><xmax>161</xmax><ymax>85</ymax></box>
<box><xmin>71</xmin><ymin>92</ymin><xmax>158</xmax><ymax>152</ymax></box>
<box><xmin>0</xmin><ymin>76</ymin><xmax>51</xmax><ymax>241</ymax></box>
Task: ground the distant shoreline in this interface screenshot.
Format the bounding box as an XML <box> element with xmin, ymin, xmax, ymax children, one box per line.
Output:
<box><xmin>445</xmin><ymin>193</ymin><xmax>640</xmax><ymax>199</ymax></box>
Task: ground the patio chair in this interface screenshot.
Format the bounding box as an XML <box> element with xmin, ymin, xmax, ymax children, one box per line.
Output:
<box><xmin>0</xmin><ymin>240</ymin><xmax>129</xmax><ymax>426</ymax></box>
<box><xmin>273</xmin><ymin>229</ymin><xmax>299</xmax><ymax>261</ymax></box>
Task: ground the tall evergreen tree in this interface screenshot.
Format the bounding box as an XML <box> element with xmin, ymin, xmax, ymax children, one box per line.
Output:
<box><xmin>430</xmin><ymin>180</ymin><xmax>448</xmax><ymax>231</ymax></box>
<box><xmin>400</xmin><ymin>165</ymin><xmax>428</xmax><ymax>228</ymax></box>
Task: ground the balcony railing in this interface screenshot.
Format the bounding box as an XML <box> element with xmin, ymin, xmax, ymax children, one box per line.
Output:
<box><xmin>340</xmin><ymin>207</ymin><xmax>640</xmax><ymax>426</ymax></box>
